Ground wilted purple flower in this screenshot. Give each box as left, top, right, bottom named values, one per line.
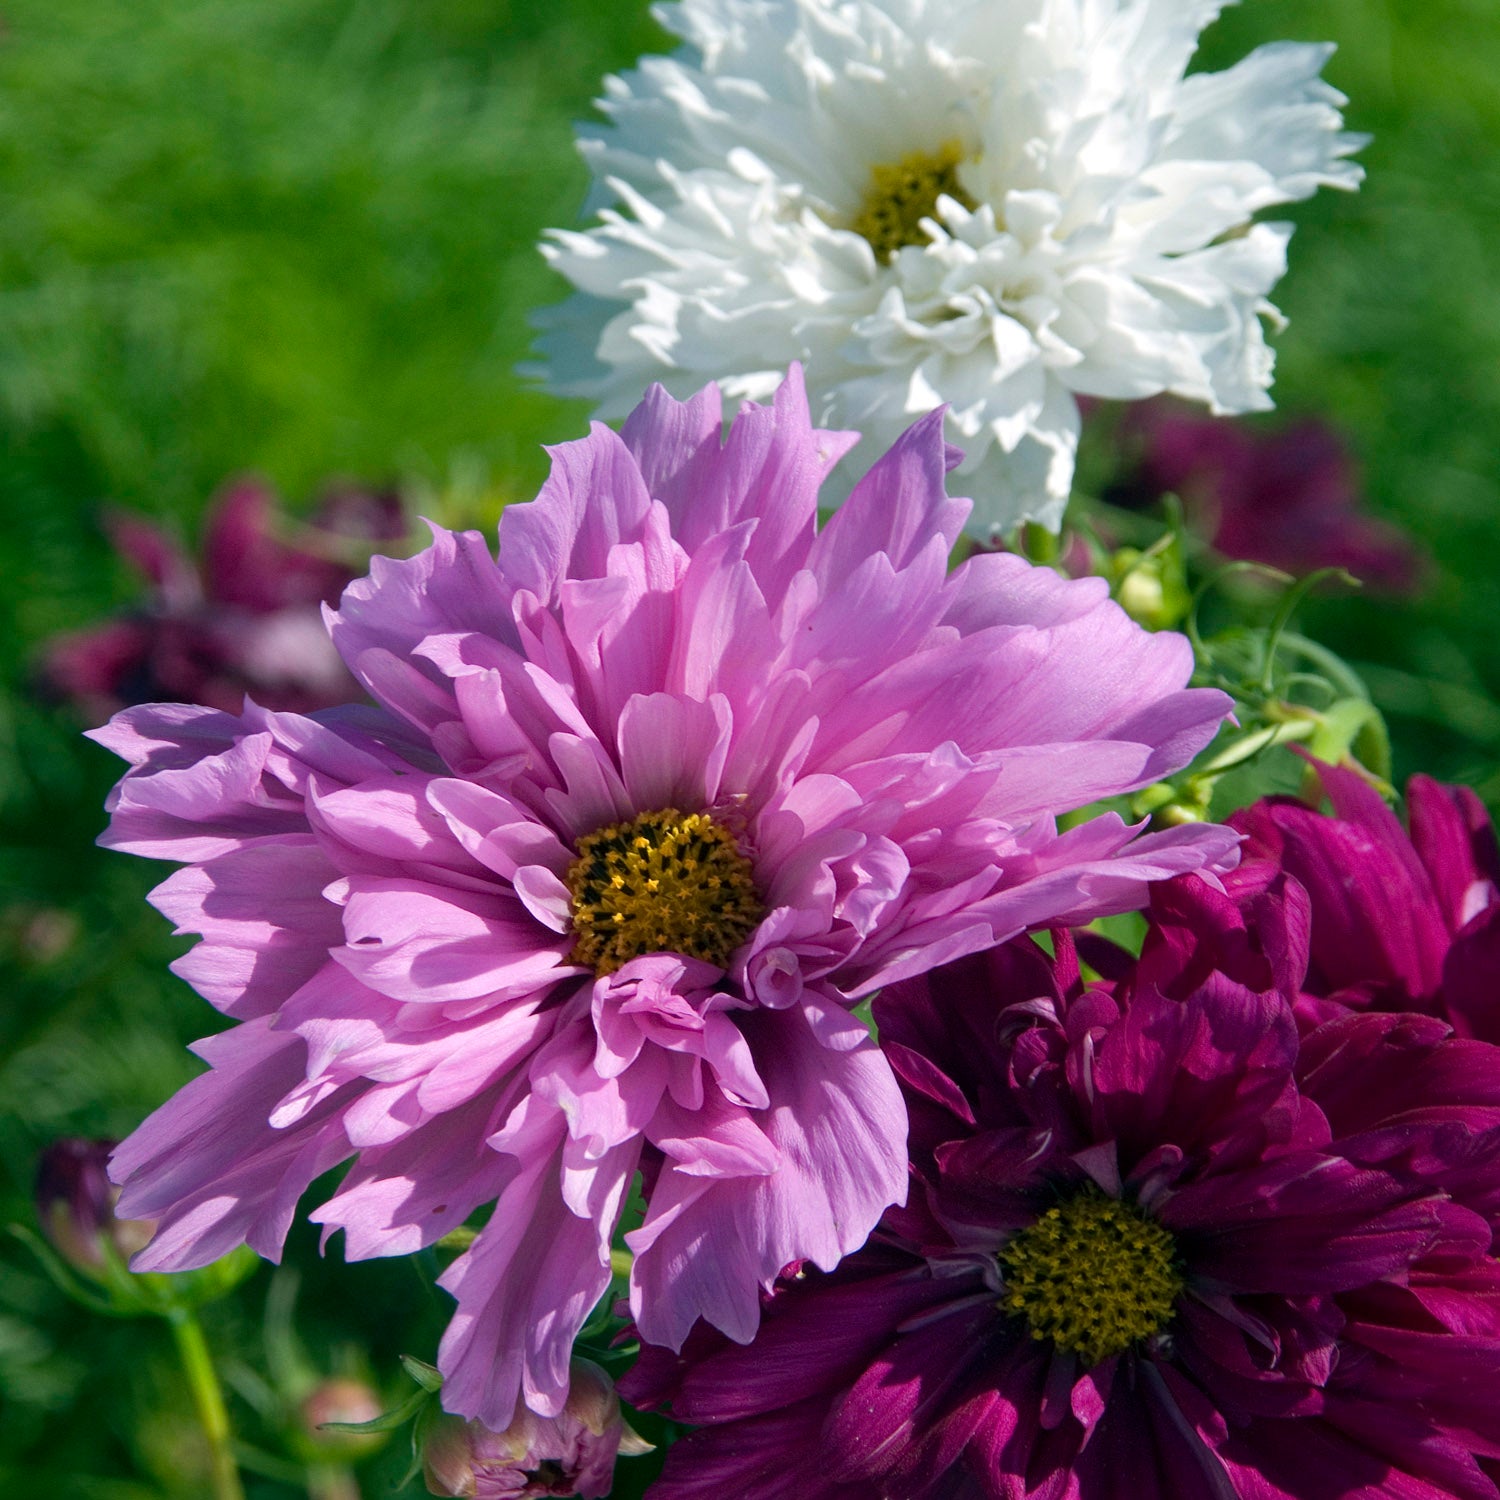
left=43, top=480, right=407, bottom=720
left=34, top=1137, right=155, bottom=1275
left=1220, top=762, right=1500, bottom=1038
left=629, top=923, right=1500, bottom=1498
left=93, top=368, right=1235, bottom=1427
left=1104, top=401, right=1422, bottom=589
left=422, top=1359, right=648, bottom=1499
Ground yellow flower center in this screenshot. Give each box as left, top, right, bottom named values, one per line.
left=851, top=141, right=977, bottom=260
left=996, top=1187, right=1183, bottom=1366
left=565, top=808, right=763, bottom=976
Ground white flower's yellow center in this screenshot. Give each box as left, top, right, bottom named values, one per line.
left=852, top=142, right=977, bottom=259
left=997, top=1188, right=1183, bottom=1366
left=565, top=809, right=763, bottom=975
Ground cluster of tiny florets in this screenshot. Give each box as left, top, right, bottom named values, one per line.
left=566, top=809, right=763, bottom=975
left=851, top=143, right=976, bottom=260
left=997, top=1188, right=1182, bottom=1366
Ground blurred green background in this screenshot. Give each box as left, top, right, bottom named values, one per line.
left=0, top=0, right=1496, bottom=1494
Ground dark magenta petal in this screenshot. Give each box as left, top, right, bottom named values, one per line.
left=1441, top=908, right=1500, bottom=1044
left=1213, top=1400, right=1499, bottom=1500
left=1296, top=1009, right=1500, bottom=1141
left=1091, top=978, right=1303, bottom=1174
left=877, top=939, right=1070, bottom=1103
left=1168, top=1158, right=1451, bottom=1294
left=632, top=1262, right=945, bottom=1425
left=1071, top=1362, right=1239, bottom=1500
left=646, top=1406, right=869, bottom=1500
left=824, top=1298, right=1005, bottom=1484
left=1407, top=776, right=1500, bottom=931
left=1141, top=864, right=1311, bottom=1006
left=1234, top=784, right=1449, bottom=1007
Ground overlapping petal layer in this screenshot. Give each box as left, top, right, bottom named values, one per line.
left=631, top=914, right=1500, bottom=1498
left=97, top=369, right=1234, bottom=1426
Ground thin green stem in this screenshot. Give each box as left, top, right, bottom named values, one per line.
left=307, top=1463, right=361, bottom=1500
left=169, top=1308, right=246, bottom=1500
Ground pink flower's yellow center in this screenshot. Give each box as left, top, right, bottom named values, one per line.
left=997, top=1188, right=1182, bottom=1366
left=566, top=808, right=763, bottom=976
left=852, top=142, right=977, bottom=260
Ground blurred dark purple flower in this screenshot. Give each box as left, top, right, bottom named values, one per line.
left=421, top=1358, right=649, bottom=1499
left=1104, top=401, right=1422, bottom=590
left=42, top=479, right=407, bottom=721
left=627, top=921, right=1500, bottom=1498
left=35, top=1137, right=155, bottom=1275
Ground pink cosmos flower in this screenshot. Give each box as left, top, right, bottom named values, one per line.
left=631, top=926, right=1500, bottom=1498
left=93, top=368, right=1235, bottom=1427
left=42, top=480, right=408, bottom=721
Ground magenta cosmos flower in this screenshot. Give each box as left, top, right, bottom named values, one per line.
left=94, top=368, right=1235, bottom=1427
left=631, top=923, right=1500, bottom=1499
left=1227, top=763, right=1500, bottom=1038
left=1138, top=761, right=1500, bottom=1041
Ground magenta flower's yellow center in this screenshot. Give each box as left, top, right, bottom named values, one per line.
left=852, top=142, right=977, bottom=259
left=997, top=1188, right=1182, bottom=1366
left=566, top=808, right=763, bottom=976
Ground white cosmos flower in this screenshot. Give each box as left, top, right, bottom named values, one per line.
left=536, top=0, right=1365, bottom=533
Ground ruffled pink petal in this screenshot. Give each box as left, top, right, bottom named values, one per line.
left=87, top=700, right=240, bottom=767
left=310, top=1089, right=519, bottom=1258
left=151, top=837, right=343, bottom=1019
left=439, top=1094, right=637, bottom=1425
left=328, top=525, right=514, bottom=726
left=331, top=876, right=572, bottom=1004
left=111, top=1019, right=353, bottom=1270
left=809, top=407, right=969, bottom=590
left=620, top=365, right=859, bottom=604
left=497, top=422, right=655, bottom=602
left=616, top=691, right=733, bottom=813
left=307, top=773, right=488, bottom=880
left=425, top=779, right=572, bottom=880
left=97, top=730, right=298, bottom=860
left=629, top=1004, right=906, bottom=1350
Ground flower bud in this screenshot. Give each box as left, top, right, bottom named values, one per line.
left=34, top=1137, right=155, bottom=1275
left=422, top=1358, right=650, bottom=1499
left=1108, top=546, right=1190, bottom=632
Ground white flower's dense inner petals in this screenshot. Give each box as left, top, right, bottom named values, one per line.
left=539, top=0, right=1364, bottom=529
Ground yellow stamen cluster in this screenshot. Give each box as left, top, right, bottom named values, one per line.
left=997, top=1187, right=1183, bottom=1366
left=565, top=808, right=763, bottom=976
left=852, top=142, right=977, bottom=260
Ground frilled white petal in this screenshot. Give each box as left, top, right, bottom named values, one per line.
left=537, top=0, right=1364, bottom=532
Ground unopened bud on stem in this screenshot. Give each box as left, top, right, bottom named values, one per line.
left=34, top=1138, right=154, bottom=1275
left=422, top=1358, right=650, bottom=1499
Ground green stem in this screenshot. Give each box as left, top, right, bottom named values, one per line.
left=169, top=1308, right=246, bottom=1500
left=307, top=1463, right=361, bottom=1500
